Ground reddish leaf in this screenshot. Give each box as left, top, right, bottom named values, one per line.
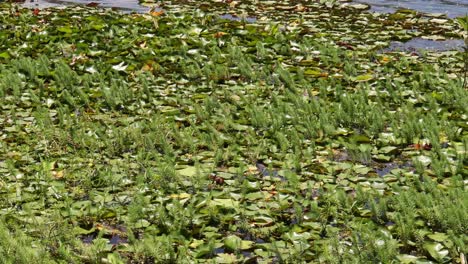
left=423, top=143, right=432, bottom=150
left=86, top=2, right=99, bottom=7
left=410, top=143, right=432, bottom=150
left=209, top=174, right=225, bottom=185
left=213, top=32, right=227, bottom=38
left=337, top=41, right=355, bottom=50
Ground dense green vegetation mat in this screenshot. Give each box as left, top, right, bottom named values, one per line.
left=0, top=1, right=467, bottom=263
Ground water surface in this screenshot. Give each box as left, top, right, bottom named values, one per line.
left=355, top=0, right=468, bottom=18
left=22, top=0, right=149, bottom=13
left=22, top=0, right=468, bottom=18
left=383, top=38, right=465, bottom=52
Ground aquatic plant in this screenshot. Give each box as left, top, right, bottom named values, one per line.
left=0, top=1, right=466, bottom=263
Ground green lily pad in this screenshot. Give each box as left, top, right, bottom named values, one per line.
left=354, top=74, right=374, bottom=82
left=224, top=235, right=254, bottom=251
left=177, top=166, right=198, bottom=177
left=423, top=242, right=449, bottom=261
left=396, top=254, right=420, bottom=264
left=211, top=199, right=239, bottom=209
left=215, top=253, right=238, bottom=263
left=57, top=26, right=73, bottom=34
left=427, top=232, right=449, bottom=242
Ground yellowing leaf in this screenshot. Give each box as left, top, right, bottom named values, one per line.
left=52, top=170, right=64, bottom=179
left=354, top=74, right=374, bottom=82
left=214, top=32, right=227, bottom=38
left=304, top=68, right=323, bottom=77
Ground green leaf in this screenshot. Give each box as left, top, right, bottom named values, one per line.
left=0, top=52, right=10, bottom=59
left=344, top=3, right=370, bottom=10
left=73, top=226, right=96, bottom=235
left=194, top=244, right=213, bottom=258
left=354, top=74, right=374, bottom=82
left=396, top=254, right=419, bottom=264
left=177, top=166, right=197, bottom=177
left=57, top=26, right=73, bottom=34
left=423, top=242, right=449, bottom=261
left=379, top=146, right=398, bottom=154
left=215, top=253, right=238, bottom=263
left=211, top=199, right=239, bottom=209
left=427, top=232, right=449, bottom=242
left=224, top=235, right=253, bottom=251
left=245, top=191, right=264, bottom=201
left=304, top=68, right=323, bottom=77
left=283, top=231, right=311, bottom=241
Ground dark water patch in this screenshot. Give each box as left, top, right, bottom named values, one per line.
left=375, top=161, right=413, bottom=177
left=109, top=234, right=128, bottom=245
left=213, top=247, right=225, bottom=254
left=219, top=13, right=257, bottom=23
left=81, top=234, right=95, bottom=244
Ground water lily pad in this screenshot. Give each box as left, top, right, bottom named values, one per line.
left=423, top=242, right=449, bottom=261
left=215, top=253, right=238, bottom=263
left=224, top=235, right=254, bottom=251
left=427, top=232, right=449, bottom=242
left=177, top=166, right=198, bottom=177
left=379, top=146, right=399, bottom=154
left=396, top=254, right=420, bottom=263
left=341, top=3, right=370, bottom=10
left=211, top=199, right=239, bottom=209
left=353, top=74, right=374, bottom=82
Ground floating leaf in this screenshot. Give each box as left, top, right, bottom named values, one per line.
left=57, top=26, right=73, bottom=34
left=341, top=3, right=370, bottom=10
left=304, top=68, right=323, bottom=77
left=354, top=74, right=374, bottom=82
left=224, top=235, right=253, bottom=251
left=427, top=232, right=449, bottom=242
left=423, top=242, right=449, bottom=261
left=177, top=166, right=197, bottom=177
left=0, top=52, right=10, bottom=59
left=215, top=253, right=238, bottom=263
left=211, top=199, right=239, bottom=209
left=396, top=254, right=420, bottom=264
left=379, top=146, right=399, bottom=154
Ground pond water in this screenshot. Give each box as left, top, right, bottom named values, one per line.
left=383, top=38, right=466, bottom=52
left=22, top=0, right=149, bottom=13
left=357, top=0, right=468, bottom=18
left=20, top=0, right=468, bottom=18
